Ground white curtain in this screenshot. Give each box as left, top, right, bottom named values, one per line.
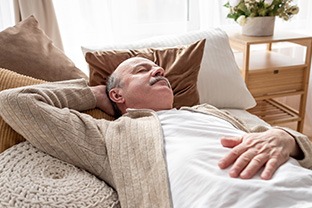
left=53, top=0, right=188, bottom=72
left=0, top=0, right=311, bottom=133
left=0, top=0, right=15, bottom=29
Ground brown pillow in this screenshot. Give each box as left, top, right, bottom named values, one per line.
left=0, top=15, right=87, bottom=82
left=0, top=68, right=113, bottom=153
left=85, top=39, right=206, bottom=108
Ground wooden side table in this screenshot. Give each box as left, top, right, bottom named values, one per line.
left=227, top=31, right=312, bottom=132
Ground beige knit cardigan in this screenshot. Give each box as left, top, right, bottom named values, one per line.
left=1, top=79, right=312, bottom=208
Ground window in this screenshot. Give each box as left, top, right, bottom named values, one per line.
left=0, top=0, right=15, bottom=29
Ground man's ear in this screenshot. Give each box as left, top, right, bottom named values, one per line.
left=109, top=88, right=125, bottom=104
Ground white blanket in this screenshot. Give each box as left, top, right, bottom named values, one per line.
left=158, top=109, right=312, bottom=208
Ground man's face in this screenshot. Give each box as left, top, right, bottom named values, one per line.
left=111, top=57, right=174, bottom=112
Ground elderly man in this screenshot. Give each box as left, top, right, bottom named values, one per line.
left=1, top=57, right=312, bottom=208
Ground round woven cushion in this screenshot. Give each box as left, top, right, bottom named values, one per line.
left=0, top=141, right=120, bottom=208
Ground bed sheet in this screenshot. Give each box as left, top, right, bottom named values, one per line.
left=164, top=109, right=312, bottom=208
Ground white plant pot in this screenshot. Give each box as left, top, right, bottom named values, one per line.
left=242, top=16, right=275, bottom=36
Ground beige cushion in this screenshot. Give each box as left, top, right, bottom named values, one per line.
left=0, top=68, right=113, bottom=153
left=85, top=39, right=206, bottom=108
left=0, top=15, right=87, bottom=82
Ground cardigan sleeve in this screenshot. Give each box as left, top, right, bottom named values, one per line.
left=278, top=127, right=312, bottom=170
left=0, top=79, right=115, bottom=187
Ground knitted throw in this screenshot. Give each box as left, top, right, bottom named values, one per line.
left=0, top=141, right=120, bottom=208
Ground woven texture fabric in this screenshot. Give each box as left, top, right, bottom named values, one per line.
left=0, top=141, right=120, bottom=208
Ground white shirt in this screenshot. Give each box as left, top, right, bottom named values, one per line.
left=157, top=109, right=312, bottom=208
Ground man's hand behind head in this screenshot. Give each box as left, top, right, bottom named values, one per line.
left=90, top=85, right=115, bottom=117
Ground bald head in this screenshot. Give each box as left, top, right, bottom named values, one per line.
left=114, top=57, right=155, bottom=78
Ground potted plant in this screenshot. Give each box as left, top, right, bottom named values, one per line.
left=224, top=0, right=299, bottom=36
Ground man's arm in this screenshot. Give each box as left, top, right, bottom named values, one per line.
left=0, top=79, right=114, bottom=186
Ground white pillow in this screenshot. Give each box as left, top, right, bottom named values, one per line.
left=82, top=28, right=256, bottom=109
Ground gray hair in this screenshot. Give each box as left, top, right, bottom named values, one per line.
left=106, top=74, right=122, bottom=118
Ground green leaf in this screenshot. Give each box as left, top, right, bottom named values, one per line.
left=224, top=2, right=230, bottom=8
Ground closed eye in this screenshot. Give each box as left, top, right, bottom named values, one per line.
left=137, top=67, right=149, bottom=73
left=132, top=62, right=154, bottom=74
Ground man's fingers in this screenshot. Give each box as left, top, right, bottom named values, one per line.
left=260, top=158, right=281, bottom=180
left=218, top=144, right=246, bottom=169
left=239, top=154, right=268, bottom=179
left=220, top=136, right=243, bottom=148
left=228, top=150, right=259, bottom=178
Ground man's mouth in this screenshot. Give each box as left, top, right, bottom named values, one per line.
left=150, top=76, right=171, bottom=89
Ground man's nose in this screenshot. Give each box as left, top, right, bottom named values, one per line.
left=151, top=67, right=165, bottom=77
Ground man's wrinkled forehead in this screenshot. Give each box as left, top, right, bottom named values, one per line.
left=115, top=57, right=155, bottom=75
